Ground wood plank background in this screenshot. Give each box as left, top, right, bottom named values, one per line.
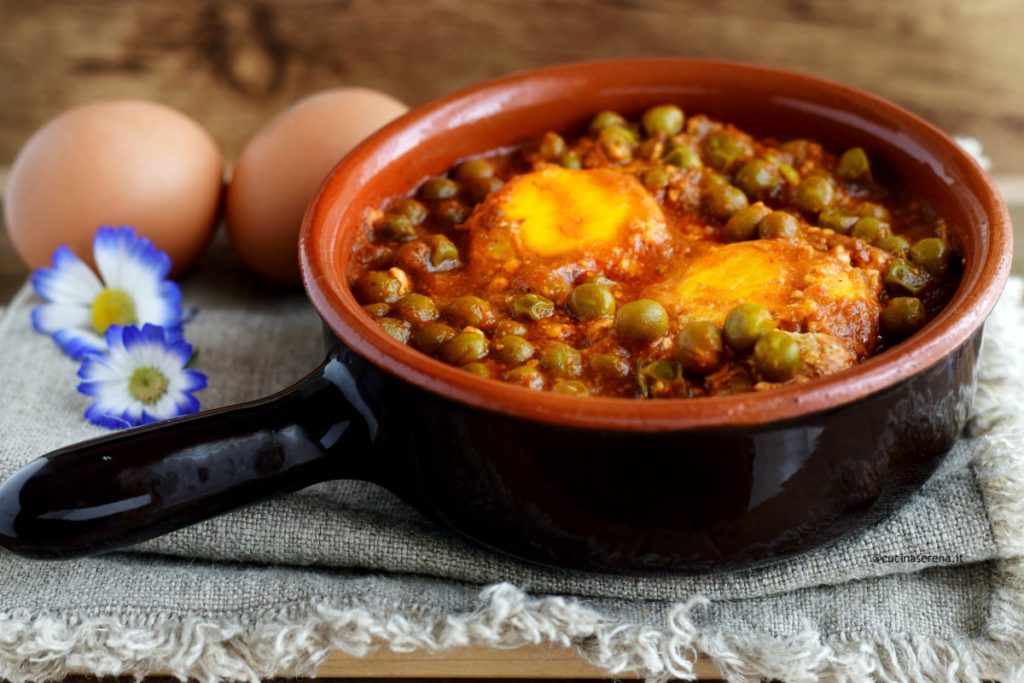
left=2, top=0, right=1024, bottom=171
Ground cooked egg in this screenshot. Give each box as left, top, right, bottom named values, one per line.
left=4, top=100, right=223, bottom=276
left=648, top=240, right=883, bottom=356
left=227, top=88, right=408, bottom=284
left=466, top=166, right=668, bottom=277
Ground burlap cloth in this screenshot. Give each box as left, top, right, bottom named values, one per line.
left=1, top=240, right=1022, bottom=682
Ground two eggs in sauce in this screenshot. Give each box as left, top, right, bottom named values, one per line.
left=4, top=89, right=408, bottom=283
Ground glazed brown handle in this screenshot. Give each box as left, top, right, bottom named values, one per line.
left=0, top=355, right=374, bottom=559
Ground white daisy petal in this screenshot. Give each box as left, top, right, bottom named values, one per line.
left=32, top=303, right=91, bottom=334
left=94, top=226, right=171, bottom=291
left=31, top=247, right=103, bottom=305
left=53, top=328, right=106, bottom=360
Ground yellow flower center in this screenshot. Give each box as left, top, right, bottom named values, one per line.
left=128, top=366, right=169, bottom=405
left=91, top=289, right=137, bottom=335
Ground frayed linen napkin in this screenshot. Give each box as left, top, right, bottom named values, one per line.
left=1, top=240, right=1022, bottom=683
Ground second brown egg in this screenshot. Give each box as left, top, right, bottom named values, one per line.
left=226, top=88, right=408, bottom=284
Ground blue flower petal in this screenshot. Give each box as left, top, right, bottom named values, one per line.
left=53, top=328, right=105, bottom=360
left=31, top=246, right=102, bottom=305
left=84, top=403, right=132, bottom=430
left=182, top=369, right=208, bottom=393
left=166, top=339, right=194, bottom=367
left=140, top=323, right=166, bottom=345
left=94, top=226, right=172, bottom=287
left=121, top=325, right=146, bottom=351
left=175, top=393, right=201, bottom=416
left=104, top=325, right=127, bottom=353
left=77, top=380, right=102, bottom=397
left=158, top=281, right=183, bottom=325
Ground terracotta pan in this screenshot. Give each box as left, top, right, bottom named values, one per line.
left=0, top=59, right=1012, bottom=573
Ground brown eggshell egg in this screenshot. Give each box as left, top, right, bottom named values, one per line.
left=4, top=100, right=223, bottom=277
left=226, top=88, right=408, bottom=284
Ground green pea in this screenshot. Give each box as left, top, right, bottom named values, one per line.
left=599, top=125, right=636, bottom=161
left=494, top=334, right=535, bottom=365
left=493, top=319, right=528, bottom=337
left=419, top=177, right=459, bottom=201
left=883, top=258, right=930, bottom=296
left=568, top=283, right=616, bottom=319
left=818, top=207, right=858, bottom=234
left=389, top=198, right=428, bottom=225
left=723, top=204, right=772, bottom=242
left=589, top=110, right=628, bottom=132
left=851, top=216, right=892, bottom=244
left=723, top=303, right=776, bottom=353
left=880, top=297, right=926, bottom=340
left=466, top=176, right=504, bottom=203
left=837, top=147, right=871, bottom=181
left=877, top=235, right=911, bottom=256
left=512, top=293, right=555, bottom=321
left=559, top=151, right=582, bottom=169
left=394, top=293, right=438, bottom=325
left=663, top=145, right=702, bottom=169
left=362, top=303, right=390, bottom=318
left=460, top=362, right=491, bottom=378
left=552, top=379, right=590, bottom=396
left=734, top=159, right=781, bottom=197
left=758, top=211, right=799, bottom=239
left=793, top=176, right=835, bottom=213
left=447, top=295, right=496, bottom=329
left=753, top=331, right=800, bottom=382
left=539, top=342, right=583, bottom=378
left=538, top=131, right=567, bottom=160
left=354, top=271, right=405, bottom=304
left=675, top=321, right=725, bottom=375
left=377, top=317, right=411, bottom=344
left=502, top=365, right=545, bottom=390
left=435, top=199, right=471, bottom=226
left=374, top=214, right=417, bottom=242
left=781, top=139, right=815, bottom=163
left=590, top=352, right=630, bottom=378
left=642, top=104, right=685, bottom=137
left=705, top=184, right=749, bottom=220
left=412, top=322, right=455, bottom=354
left=614, top=299, right=670, bottom=345
left=426, top=234, right=460, bottom=268
left=704, top=130, right=752, bottom=171
left=642, top=166, right=671, bottom=190
left=909, top=237, right=954, bottom=277
left=856, top=202, right=891, bottom=221
left=437, top=332, right=489, bottom=365
left=453, top=158, right=496, bottom=184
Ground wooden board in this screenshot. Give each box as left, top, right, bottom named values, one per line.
left=2, top=0, right=1024, bottom=172
left=310, top=644, right=719, bottom=679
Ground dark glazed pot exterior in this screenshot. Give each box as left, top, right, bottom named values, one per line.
left=0, top=59, right=1012, bottom=572
left=336, top=329, right=981, bottom=573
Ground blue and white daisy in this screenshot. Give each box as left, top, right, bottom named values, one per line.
left=31, top=226, right=182, bottom=359
left=77, top=324, right=207, bottom=429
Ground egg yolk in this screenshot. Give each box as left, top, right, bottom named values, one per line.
left=648, top=240, right=883, bottom=355
left=466, top=166, right=668, bottom=271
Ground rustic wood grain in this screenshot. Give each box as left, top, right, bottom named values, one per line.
left=1, top=0, right=1024, bottom=172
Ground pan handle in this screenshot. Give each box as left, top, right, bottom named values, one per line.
left=0, top=353, right=375, bottom=559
